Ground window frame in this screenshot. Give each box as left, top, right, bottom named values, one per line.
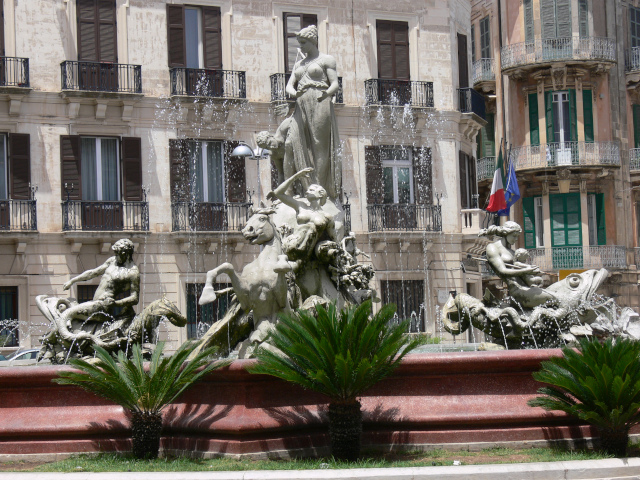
left=184, top=6, right=205, bottom=69
left=479, top=16, right=491, bottom=59
left=283, top=12, right=318, bottom=74
left=381, top=147, right=414, bottom=204
left=187, top=140, right=226, bottom=203
left=80, top=136, right=121, bottom=202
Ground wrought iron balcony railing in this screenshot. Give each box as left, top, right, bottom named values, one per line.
left=364, top=79, right=434, bottom=108
left=501, top=37, right=616, bottom=71
left=61, top=61, right=141, bottom=93
left=270, top=73, right=343, bottom=104
left=472, top=58, right=495, bottom=85
left=630, top=148, right=640, bottom=171
left=342, top=203, right=351, bottom=234
left=458, top=87, right=486, bottom=119
left=626, top=47, right=640, bottom=73
left=0, top=199, right=37, bottom=231
left=510, top=141, right=620, bottom=171
left=171, top=201, right=251, bottom=232
left=62, top=200, right=149, bottom=231
left=527, top=246, right=626, bottom=271
left=635, top=248, right=640, bottom=268
left=170, top=68, right=246, bottom=99
left=477, top=156, right=496, bottom=181
left=367, top=204, right=442, bottom=232
left=0, top=57, right=29, bottom=88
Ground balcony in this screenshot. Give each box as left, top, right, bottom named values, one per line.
left=527, top=246, right=626, bottom=271
left=0, top=57, right=29, bottom=88
left=61, top=61, right=141, bottom=94
left=510, top=141, right=620, bottom=171
left=170, top=68, right=246, bottom=99
left=0, top=199, right=37, bottom=231
left=477, top=156, right=496, bottom=182
left=62, top=200, right=149, bottom=232
left=458, top=87, right=486, bottom=120
left=501, top=37, right=616, bottom=75
left=171, top=202, right=251, bottom=232
left=626, top=47, right=640, bottom=74
left=364, top=79, right=433, bottom=108
left=472, top=58, right=495, bottom=88
left=270, top=73, right=343, bottom=104
left=630, top=149, right=640, bottom=172
left=635, top=248, right=640, bottom=268
left=367, top=204, right=442, bottom=232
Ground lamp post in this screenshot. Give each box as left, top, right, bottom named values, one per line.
left=230, top=142, right=271, bottom=202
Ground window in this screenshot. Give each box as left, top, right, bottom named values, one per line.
left=186, top=283, right=231, bottom=339
left=0, top=287, right=18, bottom=347
left=380, top=280, right=424, bottom=328
left=632, top=7, right=640, bottom=48
left=541, top=0, right=572, bottom=39
left=283, top=13, right=317, bottom=73
left=187, top=140, right=225, bottom=203
left=457, top=33, right=468, bottom=89
left=544, top=90, right=577, bottom=164
left=552, top=92, right=571, bottom=144
left=77, top=0, right=117, bottom=62
left=523, top=196, right=544, bottom=248
left=376, top=20, right=410, bottom=80
left=550, top=193, right=581, bottom=247
left=459, top=152, right=477, bottom=209
left=77, top=285, right=98, bottom=303
left=587, top=193, right=605, bottom=246
left=0, top=134, right=30, bottom=202
left=81, top=137, right=119, bottom=202
left=479, top=16, right=491, bottom=59
left=167, top=5, right=221, bottom=69
left=382, top=147, right=413, bottom=205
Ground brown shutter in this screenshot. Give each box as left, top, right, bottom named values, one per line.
left=365, top=145, right=383, bottom=205
left=169, top=139, right=188, bottom=201
left=469, top=156, right=477, bottom=201
left=77, top=0, right=98, bottom=61
left=459, top=151, right=468, bottom=209
left=457, top=33, right=469, bottom=89
left=0, top=1, right=5, bottom=57
left=97, top=0, right=117, bottom=62
left=224, top=141, right=246, bottom=203
left=60, top=136, right=82, bottom=200
left=121, top=137, right=142, bottom=201
left=393, top=22, right=410, bottom=80
left=413, top=147, right=432, bottom=205
left=202, top=7, right=222, bottom=69
left=377, top=20, right=409, bottom=80
left=9, top=134, right=30, bottom=200
left=167, top=5, right=186, bottom=68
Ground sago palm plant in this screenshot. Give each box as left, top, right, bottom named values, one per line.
left=528, top=337, right=640, bottom=456
left=54, top=342, right=225, bottom=459
left=247, top=300, right=422, bottom=461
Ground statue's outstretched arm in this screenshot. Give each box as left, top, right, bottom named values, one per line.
left=63, top=260, right=110, bottom=290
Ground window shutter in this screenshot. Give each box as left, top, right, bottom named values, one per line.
left=569, top=89, right=578, bottom=142
left=121, top=137, right=142, bottom=201
left=524, top=0, right=534, bottom=44
left=8, top=134, right=30, bottom=200
left=97, top=0, right=117, bottom=62
left=169, top=139, right=188, bottom=202
left=224, top=141, right=246, bottom=203
left=0, top=0, right=5, bottom=57
left=412, top=147, right=432, bottom=205
left=457, top=33, right=469, bottom=88
left=578, top=0, right=589, bottom=38
left=480, top=17, right=490, bottom=59
left=377, top=20, right=409, bottom=80
left=483, top=113, right=496, bottom=155
left=544, top=91, right=554, bottom=145
left=394, top=22, right=410, bottom=80
left=522, top=196, right=537, bottom=249
left=634, top=105, right=640, bottom=148
left=167, top=5, right=186, bottom=68
left=556, top=0, right=572, bottom=37
left=595, top=192, right=606, bottom=245
left=470, top=24, right=475, bottom=63
left=377, top=20, right=393, bottom=78
left=469, top=156, right=477, bottom=200
left=60, top=135, right=82, bottom=200
left=528, top=94, right=539, bottom=146
left=459, top=151, right=469, bottom=209
left=583, top=89, right=594, bottom=143
left=202, top=7, right=222, bottom=70
left=541, top=0, right=557, bottom=38
left=365, top=145, right=383, bottom=205
left=77, top=0, right=98, bottom=61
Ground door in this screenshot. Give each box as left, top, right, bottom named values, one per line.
left=550, top=193, right=583, bottom=268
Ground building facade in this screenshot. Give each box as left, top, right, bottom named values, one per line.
left=0, top=0, right=486, bottom=354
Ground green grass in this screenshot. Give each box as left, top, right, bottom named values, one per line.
left=0, top=447, right=617, bottom=473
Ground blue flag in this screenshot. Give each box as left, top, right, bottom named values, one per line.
left=497, top=160, right=520, bottom=216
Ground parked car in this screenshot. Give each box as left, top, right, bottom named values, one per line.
left=0, top=349, right=40, bottom=365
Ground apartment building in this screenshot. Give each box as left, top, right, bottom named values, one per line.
left=0, top=0, right=485, bottom=353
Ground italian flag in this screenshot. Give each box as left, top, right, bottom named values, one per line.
left=486, top=147, right=506, bottom=212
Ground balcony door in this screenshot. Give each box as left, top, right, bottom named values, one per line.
left=77, top=0, right=118, bottom=91
left=550, top=193, right=583, bottom=269
left=376, top=20, right=410, bottom=104
left=382, top=147, right=415, bottom=229
left=188, top=140, right=226, bottom=230
left=545, top=90, right=578, bottom=165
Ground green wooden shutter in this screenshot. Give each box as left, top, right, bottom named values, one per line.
left=583, top=89, right=594, bottom=143
left=578, top=0, right=589, bottom=38
left=633, top=105, right=640, bottom=148
left=545, top=91, right=554, bottom=144
left=569, top=89, right=577, bottom=142
left=529, top=93, right=539, bottom=146
left=524, top=0, right=534, bottom=44
left=480, top=113, right=495, bottom=156
left=550, top=193, right=582, bottom=247
left=522, top=196, right=537, bottom=249
left=595, top=192, right=606, bottom=245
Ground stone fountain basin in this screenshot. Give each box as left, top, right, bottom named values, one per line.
left=0, top=349, right=629, bottom=458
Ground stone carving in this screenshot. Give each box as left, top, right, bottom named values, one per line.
left=443, top=222, right=640, bottom=348
left=36, top=239, right=187, bottom=363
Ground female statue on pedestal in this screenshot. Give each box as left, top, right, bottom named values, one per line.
left=285, top=25, right=342, bottom=200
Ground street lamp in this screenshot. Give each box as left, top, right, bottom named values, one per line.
left=231, top=142, right=271, bottom=201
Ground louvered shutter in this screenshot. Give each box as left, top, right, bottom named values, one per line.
left=595, top=193, right=606, bottom=245
left=633, top=105, right=640, bottom=148
left=545, top=91, right=554, bottom=144
left=224, top=141, right=246, bottom=203
left=541, top=0, right=556, bottom=38
left=0, top=0, right=5, bottom=57
left=482, top=113, right=496, bottom=156
left=365, top=146, right=383, bottom=205
left=470, top=25, right=476, bottom=63
left=480, top=17, right=490, bottom=59
left=169, top=139, right=188, bottom=201
left=8, top=134, right=30, bottom=200
left=583, top=89, right=594, bottom=143
left=377, top=20, right=409, bottom=80
left=121, top=137, right=142, bottom=201
left=458, top=33, right=469, bottom=88
left=394, top=22, right=410, bottom=80
left=377, top=20, right=393, bottom=78
left=412, top=147, right=432, bottom=205
left=459, top=152, right=469, bottom=209
left=167, top=5, right=186, bottom=68
left=524, top=0, right=534, bottom=44
left=469, top=156, right=477, bottom=201
left=529, top=93, right=539, bottom=146
left=97, top=0, right=117, bottom=62
left=556, top=0, right=572, bottom=37
left=203, top=7, right=222, bottom=69
left=569, top=89, right=577, bottom=142
left=578, top=0, right=589, bottom=38
left=77, top=0, right=98, bottom=61
left=522, top=197, right=537, bottom=249
left=60, top=136, right=82, bottom=200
